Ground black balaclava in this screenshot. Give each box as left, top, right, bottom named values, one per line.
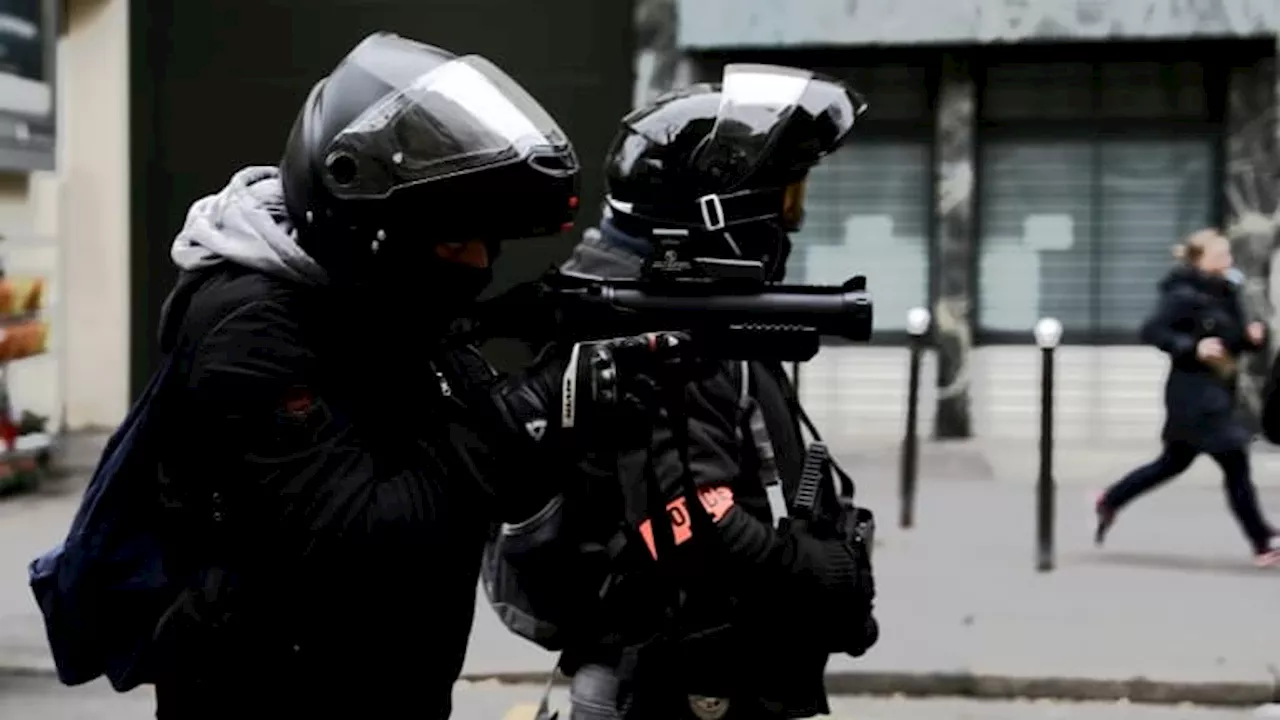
left=306, top=227, right=502, bottom=414
left=370, top=240, right=499, bottom=317
left=306, top=220, right=499, bottom=332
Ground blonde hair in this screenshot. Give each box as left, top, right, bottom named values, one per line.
left=1172, top=228, right=1227, bottom=264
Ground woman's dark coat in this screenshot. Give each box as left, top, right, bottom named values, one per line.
left=1142, top=266, right=1259, bottom=453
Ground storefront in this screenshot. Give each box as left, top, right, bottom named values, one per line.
left=975, top=49, right=1220, bottom=343
left=698, top=45, right=1226, bottom=342
left=655, top=0, right=1280, bottom=443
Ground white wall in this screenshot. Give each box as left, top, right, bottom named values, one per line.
left=793, top=344, right=1280, bottom=489
left=677, top=0, right=1280, bottom=49
left=800, top=344, right=1167, bottom=444
left=0, top=0, right=130, bottom=432
left=56, top=0, right=130, bottom=429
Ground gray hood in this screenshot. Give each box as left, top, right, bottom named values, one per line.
left=171, top=166, right=328, bottom=286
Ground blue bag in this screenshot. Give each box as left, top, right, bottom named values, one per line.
left=28, top=354, right=178, bottom=690
left=28, top=277, right=201, bottom=691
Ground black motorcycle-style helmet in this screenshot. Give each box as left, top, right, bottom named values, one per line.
left=603, top=64, right=865, bottom=277
left=280, top=32, right=580, bottom=275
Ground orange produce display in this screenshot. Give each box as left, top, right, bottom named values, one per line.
left=0, top=321, right=48, bottom=361
left=0, top=277, right=43, bottom=317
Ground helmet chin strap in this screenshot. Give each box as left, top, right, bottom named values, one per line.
left=722, top=231, right=744, bottom=258
left=722, top=224, right=790, bottom=281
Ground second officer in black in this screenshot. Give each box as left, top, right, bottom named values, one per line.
left=484, top=64, right=880, bottom=720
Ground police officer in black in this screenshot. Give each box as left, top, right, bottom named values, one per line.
left=485, top=64, right=880, bottom=720
left=147, top=32, right=625, bottom=718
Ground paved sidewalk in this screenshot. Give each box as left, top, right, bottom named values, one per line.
left=3, top=440, right=1279, bottom=705
left=460, top=477, right=1280, bottom=705
left=824, top=436, right=1280, bottom=489
left=0, top=675, right=1263, bottom=720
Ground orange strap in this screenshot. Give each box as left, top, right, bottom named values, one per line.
left=637, top=485, right=735, bottom=560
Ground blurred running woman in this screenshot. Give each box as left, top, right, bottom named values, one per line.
left=1095, top=228, right=1279, bottom=567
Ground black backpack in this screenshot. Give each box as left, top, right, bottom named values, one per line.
left=28, top=273, right=215, bottom=691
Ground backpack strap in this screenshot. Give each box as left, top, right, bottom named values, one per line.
left=152, top=270, right=241, bottom=562
left=779, top=364, right=856, bottom=503
left=733, top=361, right=788, bottom=527
left=141, top=271, right=216, bottom=467
left=157, top=271, right=212, bottom=356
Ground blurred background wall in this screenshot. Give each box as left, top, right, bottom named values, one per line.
left=4, top=0, right=1280, bottom=485
left=655, top=0, right=1280, bottom=460
left=127, top=0, right=636, bottom=395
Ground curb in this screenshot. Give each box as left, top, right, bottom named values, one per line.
left=454, top=670, right=1279, bottom=708
left=819, top=671, right=1278, bottom=707
left=0, top=666, right=51, bottom=678
left=5, top=663, right=1276, bottom=708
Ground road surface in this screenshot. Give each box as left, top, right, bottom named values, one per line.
left=0, top=675, right=1265, bottom=720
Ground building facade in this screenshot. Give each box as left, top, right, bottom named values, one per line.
left=0, top=0, right=635, bottom=431
left=14, top=0, right=1280, bottom=458
left=636, top=0, right=1280, bottom=451
left=0, top=0, right=130, bottom=432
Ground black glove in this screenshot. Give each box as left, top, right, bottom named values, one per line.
left=847, top=614, right=880, bottom=658
left=838, top=505, right=879, bottom=657
left=487, top=332, right=701, bottom=521
left=488, top=342, right=575, bottom=521
left=568, top=331, right=702, bottom=443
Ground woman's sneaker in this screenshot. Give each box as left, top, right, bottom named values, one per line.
left=1255, top=537, right=1280, bottom=568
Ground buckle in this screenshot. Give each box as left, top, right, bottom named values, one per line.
left=697, top=194, right=726, bottom=231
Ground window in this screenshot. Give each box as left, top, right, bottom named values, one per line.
left=984, top=60, right=1208, bottom=121
left=977, top=58, right=1216, bottom=343
left=978, top=139, right=1214, bottom=339
left=1098, top=141, right=1215, bottom=331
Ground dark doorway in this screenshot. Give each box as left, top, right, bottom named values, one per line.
left=130, top=0, right=635, bottom=395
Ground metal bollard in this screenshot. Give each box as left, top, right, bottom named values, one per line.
left=1033, top=317, right=1063, bottom=572
left=900, top=307, right=931, bottom=529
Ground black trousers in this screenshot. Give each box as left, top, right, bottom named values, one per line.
left=1102, top=441, right=1274, bottom=554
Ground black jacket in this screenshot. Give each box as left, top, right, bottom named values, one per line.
left=151, top=266, right=501, bottom=718
left=550, top=226, right=874, bottom=717
left=1141, top=266, right=1259, bottom=453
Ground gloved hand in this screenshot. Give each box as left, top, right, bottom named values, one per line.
left=487, top=331, right=702, bottom=521
left=566, top=331, right=704, bottom=444
left=487, top=342, right=575, bottom=522
left=847, top=614, right=880, bottom=658
left=839, top=506, right=879, bottom=657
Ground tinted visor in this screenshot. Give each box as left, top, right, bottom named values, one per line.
left=324, top=54, right=576, bottom=200
left=692, top=64, right=865, bottom=190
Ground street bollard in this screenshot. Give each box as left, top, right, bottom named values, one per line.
left=1033, top=317, right=1063, bottom=573
left=791, top=361, right=802, bottom=396
left=899, top=307, right=931, bottom=529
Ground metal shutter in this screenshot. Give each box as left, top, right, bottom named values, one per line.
left=1097, top=140, right=1214, bottom=332
left=978, top=138, right=1213, bottom=338
left=979, top=140, right=1094, bottom=334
